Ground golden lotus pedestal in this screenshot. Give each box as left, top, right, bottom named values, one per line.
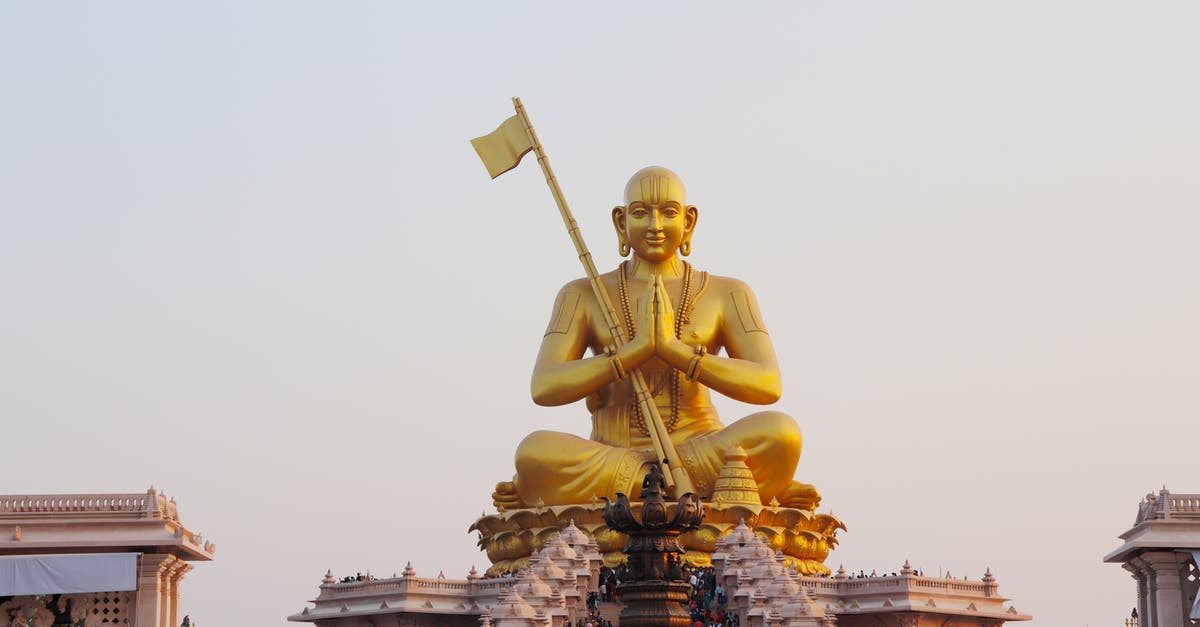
left=469, top=500, right=844, bottom=577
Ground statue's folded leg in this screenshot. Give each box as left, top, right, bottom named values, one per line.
left=510, top=430, right=654, bottom=507
left=675, top=410, right=818, bottom=508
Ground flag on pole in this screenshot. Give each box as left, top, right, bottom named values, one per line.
left=470, top=114, right=534, bottom=179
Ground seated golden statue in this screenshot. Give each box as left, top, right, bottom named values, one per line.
left=493, top=166, right=819, bottom=512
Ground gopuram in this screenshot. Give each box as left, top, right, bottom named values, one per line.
left=288, top=99, right=1031, bottom=627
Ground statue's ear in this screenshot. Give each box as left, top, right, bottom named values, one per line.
left=612, top=206, right=631, bottom=257
left=612, top=205, right=627, bottom=232
left=684, top=205, right=698, bottom=233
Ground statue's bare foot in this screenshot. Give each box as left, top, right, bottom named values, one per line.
left=492, top=481, right=527, bottom=510
left=778, top=480, right=821, bottom=511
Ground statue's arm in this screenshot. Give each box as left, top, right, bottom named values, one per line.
left=530, top=281, right=653, bottom=406
left=659, top=278, right=782, bottom=404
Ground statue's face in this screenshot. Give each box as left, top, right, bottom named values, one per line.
left=614, top=166, right=697, bottom=262
left=622, top=198, right=689, bottom=262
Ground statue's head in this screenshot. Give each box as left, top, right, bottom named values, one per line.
left=612, top=166, right=698, bottom=262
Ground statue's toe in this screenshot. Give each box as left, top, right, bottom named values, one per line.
left=779, top=481, right=822, bottom=510
left=492, top=481, right=527, bottom=510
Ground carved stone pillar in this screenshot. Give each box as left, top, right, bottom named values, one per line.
left=1142, top=552, right=1184, bottom=627
left=159, top=555, right=181, bottom=627
left=136, top=554, right=171, bottom=627
left=168, top=561, right=192, bottom=627
left=1124, top=560, right=1150, bottom=625
left=1131, top=555, right=1158, bottom=627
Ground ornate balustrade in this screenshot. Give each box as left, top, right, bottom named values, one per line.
left=317, top=575, right=515, bottom=601
left=0, top=489, right=183, bottom=523
left=1135, top=489, right=1200, bottom=524
left=796, top=573, right=995, bottom=597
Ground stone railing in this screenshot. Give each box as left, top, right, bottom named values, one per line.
left=1136, top=489, right=1200, bottom=524
left=797, top=574, right=996, bottom=598
left=0, top=490, right=180, bottom=522
left=317, top=575, right=515, bottom=601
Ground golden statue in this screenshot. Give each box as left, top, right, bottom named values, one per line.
left=491, top=166, right=819, bottom=512
left=471, top=100, right=842, bottom=575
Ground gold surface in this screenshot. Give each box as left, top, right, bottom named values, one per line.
left=492, top=166, right=820, bottom=512
left=470, top=114, right=533, bottom=179
left=470, top=502, right=845, bottom=577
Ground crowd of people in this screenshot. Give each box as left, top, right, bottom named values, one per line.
left=681, top=565, right=738, bottom=626
left=565, top=564, right=739, bottom=627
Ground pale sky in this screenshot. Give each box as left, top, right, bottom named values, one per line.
left=2, top=3, right=1198, bottom=626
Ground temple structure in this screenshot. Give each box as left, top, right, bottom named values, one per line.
left=288, top=135, right=1033, bottom=625
left=1105, top=487, right=1200, bottom=626
left=289, top=521, right=1029, bottom=626
left=0, top=488, right=214, bottom=627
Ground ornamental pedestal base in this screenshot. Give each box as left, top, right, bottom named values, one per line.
left=618, top=581, right=694, bottom=627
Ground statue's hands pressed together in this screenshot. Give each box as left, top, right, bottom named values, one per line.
left=621, top=277, right=659, bottom=370
left=627, top=275, right=689, bottom=369
left=651, top=275, right=694, bottom=368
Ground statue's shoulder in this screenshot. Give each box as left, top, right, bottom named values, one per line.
left=699, top=273, right=757, bottom=297
left=559, top=276, right=593, bottom=291
left=703, top=274, right=770, bottom=334
left=555, top=276, right=598, bottom=301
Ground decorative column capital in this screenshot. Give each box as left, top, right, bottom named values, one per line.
left=1140, top=551, right=1182, bottom=572
left=164, top=558, right=189, bottom=581
left=139, top=554, right=175, bottom=577
left=1140, top=551, right=1184, bottom=592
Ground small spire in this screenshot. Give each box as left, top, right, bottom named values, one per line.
left=322, top=569, right=335, bottom=584
left=403, top=562, right=415, bottom=577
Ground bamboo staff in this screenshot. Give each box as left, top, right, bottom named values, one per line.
left=511, top=97, right=696, bottom=496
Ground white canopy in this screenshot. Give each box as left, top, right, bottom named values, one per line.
left=0, top=553, right=137, bottom=595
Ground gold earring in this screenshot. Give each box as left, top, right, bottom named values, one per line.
left=619, top=240, right=631, bottom=257
left=680, top=240, right=691, bottom=256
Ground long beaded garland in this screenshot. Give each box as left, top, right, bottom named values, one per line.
left=617, top=260, right=696, bottom=435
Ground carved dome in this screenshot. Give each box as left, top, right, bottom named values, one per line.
left=723, top=520, right=756, bottom=549
left=557, top=520, right=590, bottom=550
left=511, top=569, right=554, bottom=602
left=531, top=550, right=567, bottom=582
left=492, top=589, right=537, bottom=619
left=540, top=535, right=578, bottom=563
left=710, top=447, right=761, bottom=506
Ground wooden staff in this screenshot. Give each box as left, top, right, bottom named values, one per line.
left=511, top=97, right=696, bottom=496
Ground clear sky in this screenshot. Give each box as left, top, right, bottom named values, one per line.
left=2, top=2, right=1198, bottom=626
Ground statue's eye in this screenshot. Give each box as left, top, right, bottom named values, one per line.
left=631, top=209, right=648, bottom=218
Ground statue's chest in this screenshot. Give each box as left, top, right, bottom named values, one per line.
left=590, top=291, right=722, bottom=348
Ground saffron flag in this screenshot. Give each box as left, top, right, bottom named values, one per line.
left=471, top=114, right=534, bottom=178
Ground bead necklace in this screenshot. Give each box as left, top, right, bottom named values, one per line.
left=617, top=260, right=695, bottom=436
